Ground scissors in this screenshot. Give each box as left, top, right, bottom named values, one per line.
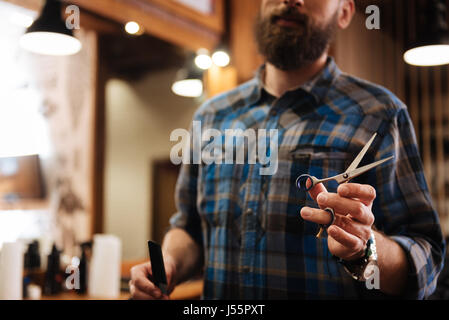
left=295, top=132, right=394, bottom=238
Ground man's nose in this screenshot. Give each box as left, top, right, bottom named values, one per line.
left=283, top=0, right=304, bottom=7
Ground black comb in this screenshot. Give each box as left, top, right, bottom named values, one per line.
left=148, top=241, right=168, bottom=295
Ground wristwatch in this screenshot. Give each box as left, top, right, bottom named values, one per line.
left=336, top=230, right=378, bottom=282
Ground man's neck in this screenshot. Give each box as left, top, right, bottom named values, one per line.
left=264, top=53, right=328, bottom=98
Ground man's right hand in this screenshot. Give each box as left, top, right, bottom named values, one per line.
left=129, top=255, right=177, bottom=300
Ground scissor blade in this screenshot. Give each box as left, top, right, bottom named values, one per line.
left=345, top=133, right=378, bottom=173
left=347, top=156, right=394, bottom=181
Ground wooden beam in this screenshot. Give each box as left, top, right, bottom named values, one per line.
left=147, top=0, right=224, bottom=34
left=91, top=34, right=106, bottom=235
left=74, top=10, right=122, bottom=35
left=229, top=0, right=264, bottom=83
left=64, top=0, right=221, bottom=51
left=6, top=0, right=222, bottom=49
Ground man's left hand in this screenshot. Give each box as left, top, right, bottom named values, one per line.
left=300, top=183, right=376, bottom=261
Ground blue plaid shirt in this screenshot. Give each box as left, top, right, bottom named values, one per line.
left=170, top=57, right=445, bottom=299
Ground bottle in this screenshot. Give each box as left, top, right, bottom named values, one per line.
left=77, top=242, right=90, bottom=294
left=44, top=244, right=62, bottom=295
left=24, top=240, right=41, bottom=270
left=23, top=240, right=43, bottom=298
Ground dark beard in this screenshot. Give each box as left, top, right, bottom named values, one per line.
left=254, top=7, right=338, bottom=71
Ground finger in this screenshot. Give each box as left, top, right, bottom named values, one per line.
left=307, top=181, right=328, bottom=204
left=333, top=215, right=371, bottom=243
left=316, top=193, right=374, bottom=225
left=337, top=183, right=376, bottom=206
left=130, top=283, right=150, bottom=300
left=131, top=284, right=159, bottom=300
left=301, top=208, right=371, bottom=243
left=164, top=258, right=177, bottom=294
left=130, top=263, right=163, bottom=296
left=133, top=277, right=163, bottom=298
left=327, top=225, right=366, bottom=253
left=130, top=263, right=151, bottom=280
left=300, top=207, right=334, bottom=225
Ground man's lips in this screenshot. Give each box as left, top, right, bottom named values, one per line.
left=273, top=16, right=303, bottom=28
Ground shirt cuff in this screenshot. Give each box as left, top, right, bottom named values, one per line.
left=391, top=235, right=439, bottom=299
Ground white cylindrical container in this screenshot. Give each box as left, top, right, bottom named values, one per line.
left=0, top=242, right=24, bottom=300
left=27, top=284, right=42, bottom=300
left=88, top=234, right=122, bottom=299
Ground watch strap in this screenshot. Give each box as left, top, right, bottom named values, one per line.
left=335, top=230, right=377, bottom=281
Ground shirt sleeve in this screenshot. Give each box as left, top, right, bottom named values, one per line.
left=168, top=121, right=204, bottom=248
left=372, top=106, right=446, bottom=299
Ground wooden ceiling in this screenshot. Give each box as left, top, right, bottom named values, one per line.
left=99, top=33, right=187, bottom=81
left=4, top=0, right=269, bottom=82
left=4, top=0, right=225, bottom=79
left=5, top=0, right=224, bottom=51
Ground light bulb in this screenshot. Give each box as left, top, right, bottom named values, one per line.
left=195, top=49, right=212, bottom=70
left=125, top=21, right=140, bottom=35
left=212, top=51, right=230, bottom=67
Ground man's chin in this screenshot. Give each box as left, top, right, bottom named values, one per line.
left=267, top=55, right=316, bottom=71
left=269, top=61, right=305, bottom=71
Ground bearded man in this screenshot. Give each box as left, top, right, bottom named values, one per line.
left=130, top=0, right=445, bottom=299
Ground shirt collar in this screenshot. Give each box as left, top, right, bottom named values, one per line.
left=253, top=56, right=341, bottom=104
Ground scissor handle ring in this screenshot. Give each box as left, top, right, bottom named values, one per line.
left=296, top=174, right=314, bottom=191
left=322, top=208, right=335, bottom=229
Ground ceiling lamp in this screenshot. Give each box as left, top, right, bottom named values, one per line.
left=404, top=0, right=449, bottom=66
left=20, top=0, right=82, bottom=56
left=172, top=56, right=204, bottom=98
left=171, top=68, right=203, bottom=98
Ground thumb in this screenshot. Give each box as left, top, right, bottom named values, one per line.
left=164, top=256, right=177, bottom=293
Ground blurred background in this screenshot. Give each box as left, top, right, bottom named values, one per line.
left=0, top=0, right=448, bottom=299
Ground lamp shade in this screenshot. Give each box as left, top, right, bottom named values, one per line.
left=20, top=0, right=81, bottom=56
left=171, top=61, right=204, bottom=98
left=404, top=0, right=449, bottom=66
